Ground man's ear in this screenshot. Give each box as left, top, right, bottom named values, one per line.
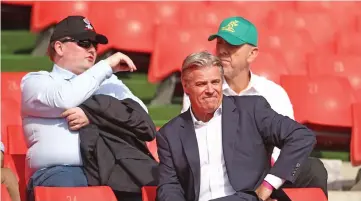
left=247, top=46, right=259, bottom=63
left=53, top=41, right=65, bottom=56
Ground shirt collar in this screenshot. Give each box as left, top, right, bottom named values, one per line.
left=190, top=103, right=222, bottom=127
left=51, top=64, right=77, bottom=80
left=222, top=71, right=260, bottom=95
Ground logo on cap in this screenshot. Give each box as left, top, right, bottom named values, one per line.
left=83, top=18, right=94, bottom=30
left=221, top=20, right=239, bottom=33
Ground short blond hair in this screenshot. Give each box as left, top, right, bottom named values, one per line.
left=181, top=51, right=224, bottom=83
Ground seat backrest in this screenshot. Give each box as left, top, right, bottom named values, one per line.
left=34, top=186, right=117, bottom=201
left=1, top=184, right=12, bottom=201
left=308, top=54, right=361, bottom=91
left=142, top=186, right=157, bottom=201
left=251, top=52, right=289, bottom=84
left=31, top=1, right=90, bottom=32
left=280, top=75, right=357, bottom=127
left=283, top=188, right=327, bottom=201
left=351, top=102, right=361, bottom=166
left=336, top=32, right=361, bottom=55
left=1, top=72, right=27, bottom=103
left=148, top=25, right=215, bottom=83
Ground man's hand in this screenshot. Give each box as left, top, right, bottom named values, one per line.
left=105, top=52, right=137, bottom=73
left=255, top=184, right=277, bottom=201
left=61, top=107, right=89, bottom=131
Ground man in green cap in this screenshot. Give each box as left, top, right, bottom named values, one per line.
left=181, top=16, right=328, bottom=200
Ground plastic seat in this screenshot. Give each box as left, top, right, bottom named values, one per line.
left=1, top=99, right=22, bottom=154
left=34, top=186, right=117, bottom=201
left=280, top=75, right=357, bottom=127
left=146, top=139, right=159, bottom=162
left=89, top=2, right=155, bottom=54
left=1, top=184, right=12, bottom=201
left=351, top=103, right=361, bottom=166
left=148, top=25, right=215, bottom=83
left=251, top=52, right=289, bottom=84
left=1, top=72, right=27, bottom=102
left=31, top=1, right=90, bottom=33
left=259, top=29, right=318, bottom=54
left=142, top=186, right=157, bottom=201
left=336, top=32, right=361, bottom=55
left=283, top=188, right=327, bottom=201
left=308, top=54, right=361, bottom=91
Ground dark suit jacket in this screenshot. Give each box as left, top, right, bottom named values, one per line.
left=156, top=96, right=316, bottom=201
left=79, top=95, right=158, bottom=193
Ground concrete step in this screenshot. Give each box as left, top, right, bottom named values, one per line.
left=329, top=191, right=361, bottom=201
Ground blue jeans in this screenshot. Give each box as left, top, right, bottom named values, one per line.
left=27, top=166, right=88, bottom=201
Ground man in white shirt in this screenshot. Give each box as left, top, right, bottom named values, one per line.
left=182, top=16, right=328, bottom=198
left=21, top=16, right=147, bottom=201
left=157, top=51, right=316, bottom=201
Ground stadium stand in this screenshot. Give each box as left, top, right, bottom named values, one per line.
left=1, top=1, right=361, bottom=200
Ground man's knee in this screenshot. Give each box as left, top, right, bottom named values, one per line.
left=34, top=166, right=88, bottom=187
left=308, top=157, right=328, bottom=181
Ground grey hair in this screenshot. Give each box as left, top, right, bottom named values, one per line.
left=181, top=51, right=224, bottom=82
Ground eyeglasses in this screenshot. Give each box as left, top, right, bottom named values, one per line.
left=59, top=38, right=98, bottom=50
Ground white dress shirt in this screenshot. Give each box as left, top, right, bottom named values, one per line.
left=190, top=106, right=236, bottom=201
left=182, top=73, right=294, bottom=189
left=21, top=60, right=148, bottom=172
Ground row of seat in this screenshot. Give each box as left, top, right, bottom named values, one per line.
left=3, top=1, right=361, bottom=84
left=0, top=185, right=327, bottom=201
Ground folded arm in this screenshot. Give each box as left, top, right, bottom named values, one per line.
left=21, top=60, right=113, bottom=118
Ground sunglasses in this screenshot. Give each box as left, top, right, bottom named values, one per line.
left=59, top=38, right=98, bottom=50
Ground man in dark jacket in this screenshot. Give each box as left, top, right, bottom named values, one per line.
left=79, top=94, right=158, bottom=201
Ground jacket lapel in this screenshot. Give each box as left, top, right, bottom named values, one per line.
left=179, top=110, right=201, bottom=201
left=222, top=96, right=239, bottom=168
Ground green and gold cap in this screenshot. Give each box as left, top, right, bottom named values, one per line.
left=208, top=16, right=258, bottom=46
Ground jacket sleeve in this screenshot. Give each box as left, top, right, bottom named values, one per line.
left=80, top=95, right=156, bottom=141
left=253, top=96, right=316, bottom=183
left=156, top=131, right=186, bottom=201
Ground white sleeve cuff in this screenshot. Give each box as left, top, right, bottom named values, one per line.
left=264, top=174, right=285, bottom=190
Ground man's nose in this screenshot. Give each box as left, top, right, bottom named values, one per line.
left=205, top=83, right=215, bottom=94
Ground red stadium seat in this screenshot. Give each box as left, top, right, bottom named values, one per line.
left=148, top=25, right=215, bottom=83
left=152, top=2, right=183, bottom=25
left=251, top=52, right=289, bottom=84
left=1, top=99, right=22, bottom=153
left=283, top=188, right=327, bottom=201
left=280, top=75, right=357, bottom=127
left=1, top=72, right=27, bottom=102
left=146, top=139, right=159, bottom=162
left=142, top=186, right=157, bottom=201
left=258, top=29, right=317, bottom=55
left=34, top=186, right=117, bottom=201
left=308, top=54, right=361, bottom=91
left=6, top=125, right=28, bottom=201
left=1, top=184, right=12, bottom=201
left=336, top=32, right=361, bottom=55
left=351, top=103, right=361, bottom=166
left=31, top=1, right=90, bottom=33
left=3, top=154, right=20, bottom=182
left=89, top=2, right=155, bottom=54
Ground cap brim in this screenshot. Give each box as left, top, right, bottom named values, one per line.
left=73, top=31, right=108, bottom=44
left=208, top=32, right=247, bottom=46
left=95, top=34, right=108, bottom=44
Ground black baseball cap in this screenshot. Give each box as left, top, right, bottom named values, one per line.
left=50, top=15, right=108, bottom=44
